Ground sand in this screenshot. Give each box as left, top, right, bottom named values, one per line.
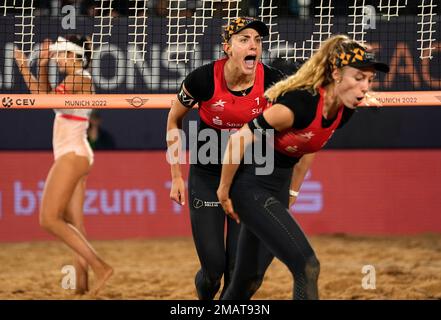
left=0, top=234, right=440, bottom=300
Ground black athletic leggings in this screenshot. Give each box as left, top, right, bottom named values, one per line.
left=189, top=164, right=273, bottom=300
left=222, top=164, right=320, bottom=300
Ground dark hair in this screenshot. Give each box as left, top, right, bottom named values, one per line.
left=65, top=34, right=92, bottom=68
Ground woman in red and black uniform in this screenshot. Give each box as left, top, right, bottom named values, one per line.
left=14, top=35, right=113, bottom=295
left=217, top=35, right=389, bottom=299
left=167, top=17, right=313, bottom=299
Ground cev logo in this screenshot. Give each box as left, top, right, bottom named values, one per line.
left=2, top=97, right=13, bottom=108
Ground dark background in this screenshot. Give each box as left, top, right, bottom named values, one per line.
left=0, top=4, right=440, bottom=150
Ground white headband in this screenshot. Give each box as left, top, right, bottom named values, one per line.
left=49, top=36, right=85, bottom=57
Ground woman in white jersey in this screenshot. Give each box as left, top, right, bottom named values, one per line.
left=14, top=35, right=113, bottom=295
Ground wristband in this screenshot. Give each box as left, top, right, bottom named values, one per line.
left=289, top=190, right=299, bottom=197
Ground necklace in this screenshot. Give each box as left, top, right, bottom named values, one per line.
left=240, top=87, right=251, bottom=96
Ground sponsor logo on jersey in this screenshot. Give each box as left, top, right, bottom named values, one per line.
left=210, top=99, right=226, bottom=112
left=212, top=116, right=223, bottom=126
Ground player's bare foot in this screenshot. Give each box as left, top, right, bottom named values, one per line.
left=90, top=264, right=113, bottom=296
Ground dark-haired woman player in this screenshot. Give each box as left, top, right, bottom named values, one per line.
left=14, top=35, right=113, bottom=295
left=166, top=17, right=314, bottom=299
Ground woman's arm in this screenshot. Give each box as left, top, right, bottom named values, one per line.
left=14, top=49, right=44, bottom=93
left=63, top=74, right=93, bottom=94
left=13, top=39, right=52, bottom=93
left=217, top=103, right=295, bottom=222
left=217, top=123, right=254, bottom=223
left=36, top=39, right=52, bottom=93
left=166, top=85, right=192, bottom=205
left=289, top=153, right=316, bottom=207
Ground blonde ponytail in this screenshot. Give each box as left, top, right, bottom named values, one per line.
left=265, top=34, right=361, bottom=101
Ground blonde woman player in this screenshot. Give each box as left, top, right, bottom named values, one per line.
left=218, top=35, right=389, bottom=299
left=14, top=35, right=113, bottom=295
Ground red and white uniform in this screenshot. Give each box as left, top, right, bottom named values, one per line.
left=52, top=69, right=94, bottom=165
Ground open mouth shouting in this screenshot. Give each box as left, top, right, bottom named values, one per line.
left=244, top=55, right=257, bottom=70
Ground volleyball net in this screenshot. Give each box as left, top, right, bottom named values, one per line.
left=0, top=0, right=440, bottom=109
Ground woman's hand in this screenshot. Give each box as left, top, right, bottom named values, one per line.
left=13, top=47, right=28, bottom=72
left=217, top=185, right=240, bottom=224
left=289, top=195, right=297, bottom=208
left=39, top=38, right=53, bottom=64
left=170, top=176, right=186, bottom=206
left=14, top=39, right=53, bottom=72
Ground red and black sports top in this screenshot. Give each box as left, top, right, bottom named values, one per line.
left=274, top=87, right=345, bottom=157
left=254, top=88, right=355, bottom=167
left=182, top=57, right=286, bottom=170
left=197, top=57, right=267, bottom=130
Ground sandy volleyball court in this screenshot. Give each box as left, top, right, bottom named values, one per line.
left=0, top=234, right=440, bottom=300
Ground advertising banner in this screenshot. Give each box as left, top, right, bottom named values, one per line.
left=0, top=150, right=440, bottom=242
